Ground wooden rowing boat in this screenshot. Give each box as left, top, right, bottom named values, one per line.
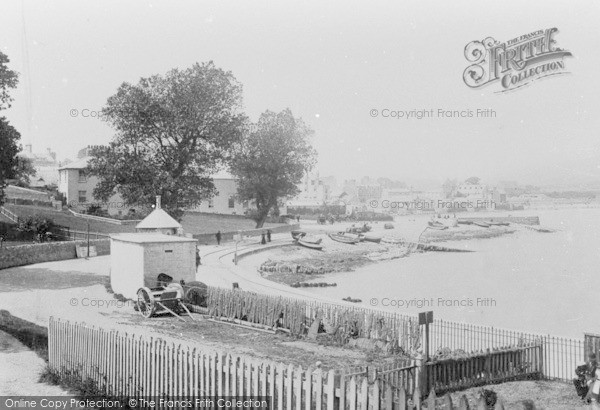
left=328, top=233, right=358, bottom=244
left=363, top=234, right=382, bottom=243
left=300, top=235, right=322, bottom=245
left=472, top=221, right=490, bottom=228
left=428, top=221, right=448, bottom=230
left=297, top=239, right=323, bottom=250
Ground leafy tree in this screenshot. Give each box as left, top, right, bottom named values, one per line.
left=465, top=176, right=481, bottom=185
left=0, top=52, right=21, bottom=204
left=12, top=156, right=36, bottom=187
left=0, top=118, right=22, bottom=203
left=0, top=51, right=19, bottom=110
left=88, top=62, right=247, bottom=220
left=230, top=109, right=317, bottom=228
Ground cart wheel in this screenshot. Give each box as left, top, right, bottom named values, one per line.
left=137, top=287, right=156, bottom=318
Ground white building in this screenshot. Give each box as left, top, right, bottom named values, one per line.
left=18, top=144, right=59, bottom=187
left=287, top=170, right=330, bottom=208
left=187, top=170, right=249, bottom=215
left=456, top=181, right=486, bottom=196
left=109, top=233, right=197, bottom=300
left=58, top=157, right=133, bottom=217
left=57, top=155, right=252, bottom=217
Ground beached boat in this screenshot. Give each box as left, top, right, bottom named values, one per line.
left=297, top=239, right=323, bottom=250
left=472, top=221, right=490, bottom=228
left=299, top=235, right=322, bottom=245
left=344, top=233, right=366, bottom=242
left=291, top=230, right=306, bottom=240
left=363, top=234, right=382, bottom=243
left=328, top=233, right=359, bottom=244
left=428, top=221, right=448, bottom=230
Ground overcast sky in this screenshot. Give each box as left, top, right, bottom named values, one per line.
left=1, top=0, right=599, bottom=187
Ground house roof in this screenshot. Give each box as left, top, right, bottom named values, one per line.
left=58, top=157, right=90, bottom=170
left=135, top=208, right=182, bottom=230
left=110, top=233, right=196, bottom=244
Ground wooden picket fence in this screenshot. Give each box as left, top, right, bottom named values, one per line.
left=49, top=317, right=543, bottom=409
left=206, top=287, right=420, bottom=353
left=49, top=317, right=423, bottom=408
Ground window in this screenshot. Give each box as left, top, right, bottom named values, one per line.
left=228, top=196, right=235, bottom=208
left=78, top=191, right=87, bottom=203
left=78, top=170, right=86, bottom=183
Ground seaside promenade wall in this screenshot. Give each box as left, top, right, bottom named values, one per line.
left=193, top=223, right=299, bottom=244
left=0, top=239, right=110, bottom=270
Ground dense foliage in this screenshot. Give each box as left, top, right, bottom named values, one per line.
left=88, top=62, right=248, bottom=220
left=230, top=109, right=316, bottom=228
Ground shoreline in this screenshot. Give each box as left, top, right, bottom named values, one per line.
left=250, top=223, right=516, bottom=287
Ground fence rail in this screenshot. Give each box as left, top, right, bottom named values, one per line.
left=53, top=227, right=110, bottom=241
left=427, top=319, right=584, bottom=382
left=425, top=344, right=543, bottom=394
left=0, top=206, right=20, bottom=224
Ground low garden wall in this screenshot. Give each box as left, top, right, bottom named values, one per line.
left=0, top=239, right=110, bottom=270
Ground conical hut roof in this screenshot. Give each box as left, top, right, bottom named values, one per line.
left=136, top=208, right=181, bottom=230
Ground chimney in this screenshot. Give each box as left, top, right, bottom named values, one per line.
left=156, top=195, right=162, bottom=209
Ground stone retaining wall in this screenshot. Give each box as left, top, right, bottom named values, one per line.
left=0, top=239, right=110, bottom=270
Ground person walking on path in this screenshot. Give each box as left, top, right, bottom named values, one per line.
left=261, top=231, right=267, bottom=245
left=196, top=248, right=201, bottom=267
left=266, top=229, right=272, bottom=242
left=216, top=230, right=222, bottom=245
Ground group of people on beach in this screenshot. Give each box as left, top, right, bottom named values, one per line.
left=574, top=353, right=600, bottom=406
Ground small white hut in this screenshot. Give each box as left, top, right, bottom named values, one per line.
left=110, top=196, right=197, bottom=299
left=110, top=233, right=197, bottom=299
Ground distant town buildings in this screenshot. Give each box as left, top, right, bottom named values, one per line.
left=18, top=144, right=59, bottom=187
left=286, top=170, right=330, bottom=208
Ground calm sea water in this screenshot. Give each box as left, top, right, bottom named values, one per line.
left=303, top=208, right=600, bottom=339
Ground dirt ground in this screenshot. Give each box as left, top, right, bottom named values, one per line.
left=448, top=380, right=588, bottom=410
left=117, top=310, right=409, bottom=371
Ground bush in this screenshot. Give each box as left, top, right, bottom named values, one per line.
left=16, top=215, right=60, bottom=242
